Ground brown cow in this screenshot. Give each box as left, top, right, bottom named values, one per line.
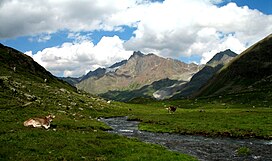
left=166, top=106, right=177, bottom=113
left=23, top=114, right=55, bottom=129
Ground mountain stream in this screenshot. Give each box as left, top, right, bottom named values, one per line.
left=100, top=116, right=272, bottom=161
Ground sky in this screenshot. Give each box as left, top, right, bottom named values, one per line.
left=0, top=0, right=272, bottom=77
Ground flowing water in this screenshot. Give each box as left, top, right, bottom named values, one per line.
left=100, top=116, right=272, bottom=161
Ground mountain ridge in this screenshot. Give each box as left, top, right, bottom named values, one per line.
left=169, top=49, right=237, bottom=99
left=0, top=43, right=79, bottom=110
left=74, top=49, right=238, bottom=101
left=195, top=34, right=272, bottom=104
left=0, top=43, right=54, bottom=80
left=76, top=51, right=200, bottom=96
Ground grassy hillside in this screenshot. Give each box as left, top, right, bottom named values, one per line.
left=196, top=34, right=272, bottom=104
left=0, top=44, right=195, bottom=160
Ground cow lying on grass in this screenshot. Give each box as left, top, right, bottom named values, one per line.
left=166, top=106, right=177, bottom=113
left=23, top=114, right=55, bottom=129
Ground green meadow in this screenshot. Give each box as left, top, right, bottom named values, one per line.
left=0, top=70, right=196, bottom=160
left=1, top=57, right=271, bottom=160
left=125, top=100, right=272, bottom=139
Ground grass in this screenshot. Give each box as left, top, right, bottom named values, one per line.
left=0, top=118, right=195, bottom=161
left=0, top=58, right=196, bottom=160
left=0, top=92, right=196, bottom=161
left=124, top=100, right=272, bottom=139
left=236, top=147, right=251, bottom=156
left=1, top=66, right=271, bottom=160
left=1, top=45, right=271, bottom=160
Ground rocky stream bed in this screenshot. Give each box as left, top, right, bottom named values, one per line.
left=100, top=116, right=272, bottom=161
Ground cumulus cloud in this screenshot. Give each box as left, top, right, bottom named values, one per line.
left=124, top=0, right=272, bottom=63
left=199, top=33, right=246, bottom=64
left=27, top=36, right=132, bottom=77
left=209, top=0, right=228, bottom=4
left=0, top=0, right=142, bottom=38
left=1, top=0, right=272, bottom=76
left=28, top=34, right=52, bottom=43
left=67, top=32, right=93, bottom=43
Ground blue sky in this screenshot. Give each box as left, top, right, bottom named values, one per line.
left=221, top=0, right=272, bottom=14
left=0, top=0, right=271, bottom=77
left=0, top=26, right=137, bottom=54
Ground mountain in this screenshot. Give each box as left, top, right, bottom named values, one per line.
left=80, top=60, right=128, bottom=82
left=206, top=49, right=237, bottom=66
left=195, top=34, right=272, bottom=105
left=0, top=43, right=55, bottom=81
left=60, top=59, right=127, bottom=87
left=0, top=43, right=117, bottom=111
left=100, top=78, right=180, bottom=102
left=109, top=59, right=128, bottom=69
left=59, top=76, right=83, bottom=86
left=76, top=51, right=200, bottom=98
left=0, top=43, right=77, bottom=108
left=169, top=49, right=237, bottom=99
left=81, top=68, right=107, bottom=81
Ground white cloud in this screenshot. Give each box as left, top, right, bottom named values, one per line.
left=200, top=34, right=246, bottom=64
left=27, top=36, right=132, bottom=77
left=37, top=34, right=51, bottom=42
left=208, top=0, right=228, bottom=4
left=124, top=0, right=272, bottom=62
left=0, top=0, right=141, bottom=38
left=24, top=51, right=33, bottom=57
left=28, top=34, right=52, bottom=43
left=2, top=0, right=272, bottom=76
left=67, top=32, right=93, bottom=43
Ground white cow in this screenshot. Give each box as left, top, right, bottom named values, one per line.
left=23, top=114, right=55, bottom=129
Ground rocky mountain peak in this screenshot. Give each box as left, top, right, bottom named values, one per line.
left=169, top=50, right=237, bottom=99
left=207, top=49, right=237, bottom=67
left=109, top=60, right=127, bottom=69
left=80, top=67, right=106, bottom=82
left=196, top=34, right=272, bottom=97
left=77, top=52, right=201, bottom=95
left=129, top=51, right=144, bottom=59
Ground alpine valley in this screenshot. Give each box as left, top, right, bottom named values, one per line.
left=1, top=34, right=272, bottom=161
left=62, top=34, right=272, bottom=105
